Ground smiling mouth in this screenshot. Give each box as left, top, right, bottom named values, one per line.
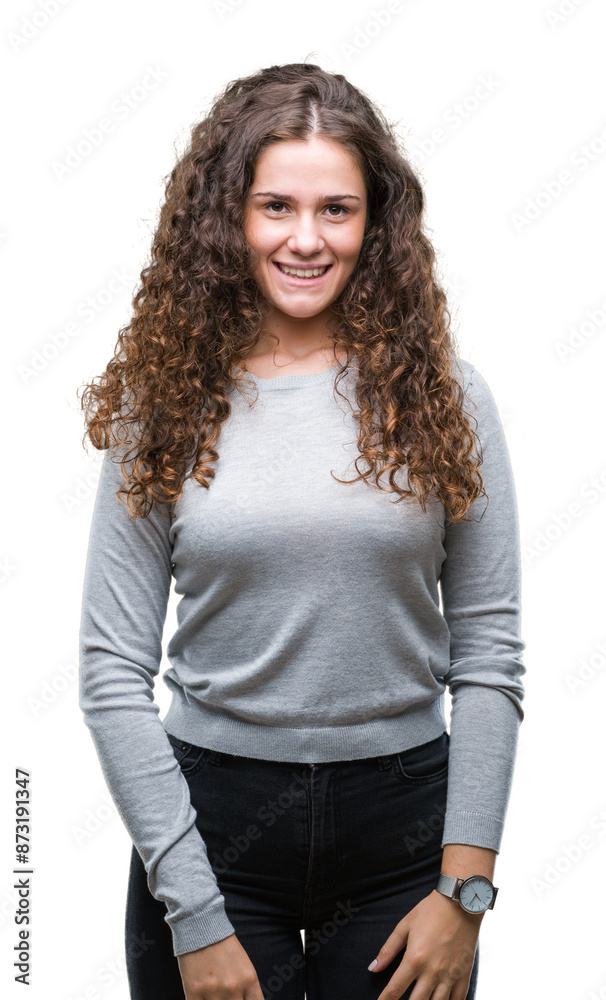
left=275, top=262, right=332, bottom=278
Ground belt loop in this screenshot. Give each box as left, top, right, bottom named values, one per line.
left=377, top=755, right=393, bottom=771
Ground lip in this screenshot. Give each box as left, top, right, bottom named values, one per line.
left=272, top=261, right=333, bottom=286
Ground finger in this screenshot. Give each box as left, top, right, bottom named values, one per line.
left=374, top=953, right=434, bottom=1000
left=448, top=941, right=476, bottom=998
left=449, top=974, right=473, bottom=1000
left=374, top=963, right=426, bottom=1000
left=367, top=920, right=410, bottom=972
left=407, top=975, right=452, bottom=1000
left=244, top=979, right=266, bottom=1000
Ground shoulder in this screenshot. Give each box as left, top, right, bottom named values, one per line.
left=451, top=356, right=498, bottom=413
left=450, top=357, right=508, bottom=454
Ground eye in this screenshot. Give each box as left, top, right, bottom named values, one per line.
left=263, top=202, right=350, bottom=218
left=265, top=201, right=287, bottom=214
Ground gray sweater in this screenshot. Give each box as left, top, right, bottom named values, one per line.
left=78, top=356, right=526, bottom=956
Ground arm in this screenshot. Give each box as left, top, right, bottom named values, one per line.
left=441, top=843, right=496, bottom=880
left=369, top=364, right=526, bottom=996
left=439, top=361, right=527, bottom=856
left=78, top=439, right=235, bottom=956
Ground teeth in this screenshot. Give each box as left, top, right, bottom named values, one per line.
left=278, top=263, right=329, bottom=277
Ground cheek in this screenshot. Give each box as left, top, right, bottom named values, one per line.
left=245, top=216, right=277, bottom=256
left=243, top=214, right=267, bottom=256
left=336, top=226, right=365, bottom=263
left=339, top=242, right=363, bottom=267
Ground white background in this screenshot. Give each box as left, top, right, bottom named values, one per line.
left=2, top=0, right=605, bottom=997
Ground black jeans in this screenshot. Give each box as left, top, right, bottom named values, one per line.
left=125, top=730, right=480, bottom=999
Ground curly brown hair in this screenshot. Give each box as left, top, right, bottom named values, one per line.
left=78, top=61, right=485, bottom=526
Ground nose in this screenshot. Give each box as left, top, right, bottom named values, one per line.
left=285, top=214, right=326, bottom=257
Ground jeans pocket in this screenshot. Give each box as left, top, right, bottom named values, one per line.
left=393, top=731, right=450, bottom=785
left=165, top=731, right=210, bottom=777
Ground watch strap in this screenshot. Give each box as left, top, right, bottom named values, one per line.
left=436, top=873, right=460, bottom=899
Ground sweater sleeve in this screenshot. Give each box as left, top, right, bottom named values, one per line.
left=78, top=439, right=236, bottom=956
left=439, top=363, right=526, bottom=853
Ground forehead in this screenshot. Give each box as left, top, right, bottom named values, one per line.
left=250, top=138, right=365, bottom=192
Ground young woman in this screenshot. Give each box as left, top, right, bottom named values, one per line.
left=78, top=62, right=526, bottom=1000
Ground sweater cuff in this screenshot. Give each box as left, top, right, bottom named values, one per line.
left=169, top=900, right=237, bottom=957
left=441, top=809, right=505, bottom=854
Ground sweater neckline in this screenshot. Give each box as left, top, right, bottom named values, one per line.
left=232, top=360, right=347, bottom=391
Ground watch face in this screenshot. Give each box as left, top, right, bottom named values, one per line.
left=458, top=876, right=493, bottom=913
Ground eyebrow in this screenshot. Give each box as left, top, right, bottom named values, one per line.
left=251, top=191, right=362, bottom=202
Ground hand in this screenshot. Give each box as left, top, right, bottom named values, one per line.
left=177, top=932, right=265, bottom=999
left=369, top=889, right=482, bottom=1000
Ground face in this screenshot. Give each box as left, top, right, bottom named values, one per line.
left=243, top=137, right=368, bottom=321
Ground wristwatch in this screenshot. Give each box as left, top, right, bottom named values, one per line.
left=436, top=873, right=498, bottom=913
